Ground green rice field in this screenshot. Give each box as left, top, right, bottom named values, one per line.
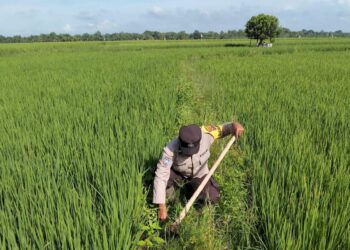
left=0, top=38, right=349, bottom=249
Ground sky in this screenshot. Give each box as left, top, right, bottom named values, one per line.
left=0, top=0, right=350, bottom=36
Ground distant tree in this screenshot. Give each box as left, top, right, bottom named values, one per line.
left=219, top=31, right=225, bottom=39
left=93, top=31, right=104, bottom=41
left=205, top=31, right=219, bottom=39
left=48, top=32, right=57, bottom=42
left=301, top=29, right=316, bottom=37
left=192, top=30, right=202, bottom=40
left=143, top=31, right=154, bottom=40
left=59, top=33, right=72, bottom=42
left=12, top=35, right=22, bottom=43
left=152, top=31, right=162, bottom=40
left=2, top=28, right=350, bottom=43
left=164, top=32, right=177, bottom=40
left=81, top=33, right=90, bottom=41
left=39, top=34, right=49, bottom=42
left=245, top=14, right=280, bottom=46
left=177, top=31, right=189, bottom=40
left=334, top=30, right=343, bottom=37
left=73, top=34, right=81, bottom=41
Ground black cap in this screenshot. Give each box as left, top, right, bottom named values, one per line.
left=178, top=124, right=202, bottom=155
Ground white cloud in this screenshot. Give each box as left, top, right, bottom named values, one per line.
left=1, top=0, right=350, bottom=35
left=99, top=19, right=115, bottom=29
left=149, top=6, right=166, bottom=17
left=63, top=24, right=72, bottom=32
left=85, top=19, right=117, bottom=31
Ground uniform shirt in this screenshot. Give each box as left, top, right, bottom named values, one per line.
left=153, top=124, right=228, bottom=204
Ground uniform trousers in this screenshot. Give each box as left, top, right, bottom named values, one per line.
left=166, top=168, right=220, bottom=203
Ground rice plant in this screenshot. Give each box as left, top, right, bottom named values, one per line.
left=0, top=38, right=349, bottom=249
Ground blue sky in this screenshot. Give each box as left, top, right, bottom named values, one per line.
left=1, top=0, right=350, bottom=36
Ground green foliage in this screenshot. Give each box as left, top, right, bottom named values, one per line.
left=245, top=14, right=280, bottom=45
left=192, top=30, right=202, bottom=40
left=194, top=40, right=350, bottom=249
left=0, top=38, right=349, bottom=249
left=0, top=42, right=180, bottom=249
left=137, top=204, right=165, bottom=248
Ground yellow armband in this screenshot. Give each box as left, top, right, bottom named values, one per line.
left=201, top=125, right=224, bottom=140
left=201, top=122, right=234, bottom=140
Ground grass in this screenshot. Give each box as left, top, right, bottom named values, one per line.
left=191, top=41, right=350, bottom=249
left=0, top=38, right=349, bottom=249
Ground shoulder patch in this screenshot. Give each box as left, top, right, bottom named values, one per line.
left=161, top=155, right=173, bottom=168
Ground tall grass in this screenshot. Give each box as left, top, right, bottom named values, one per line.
left=0, top=45, right=181, bottom=248
left=194, top=43, right=350, bottom=249
left=0, top=38, right=349, bottom=249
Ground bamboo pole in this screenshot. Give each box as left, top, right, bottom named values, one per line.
left=171, top=136, right=236, bottom=228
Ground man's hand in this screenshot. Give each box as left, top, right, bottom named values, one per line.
left=232, top=122, right=244, bottom=139
left=159, top=204, right=168, bottom=221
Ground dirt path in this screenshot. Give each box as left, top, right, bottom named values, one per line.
left=163, top=56, right=259, bottom=249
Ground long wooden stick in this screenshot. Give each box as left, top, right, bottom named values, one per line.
left=172, top=136, right=236, bottom=227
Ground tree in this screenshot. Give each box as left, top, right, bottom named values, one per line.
left=143, top=31, right=154, bottom=40
left=152, top=31, right=162, bottom=40
left=192, top=30, right=202, bottom=40
left=48, top=32, right=57, bottom=42
left=81, top=33, right=91, bottom=41
left=205, top=31, right=219, bottom=39
left=93, top=31, right=104, bottom=41
left=176, top=31, right=189, bottom=40
left=245, top=14, right=280, bottom=46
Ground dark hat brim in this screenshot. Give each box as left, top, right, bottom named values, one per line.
left=180, top=144, right=200, bottom=156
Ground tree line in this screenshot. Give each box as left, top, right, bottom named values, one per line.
left=0, top=29, right=349, bottom=43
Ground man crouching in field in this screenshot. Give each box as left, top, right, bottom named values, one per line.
left=153, top=122, right=244, bottom=221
